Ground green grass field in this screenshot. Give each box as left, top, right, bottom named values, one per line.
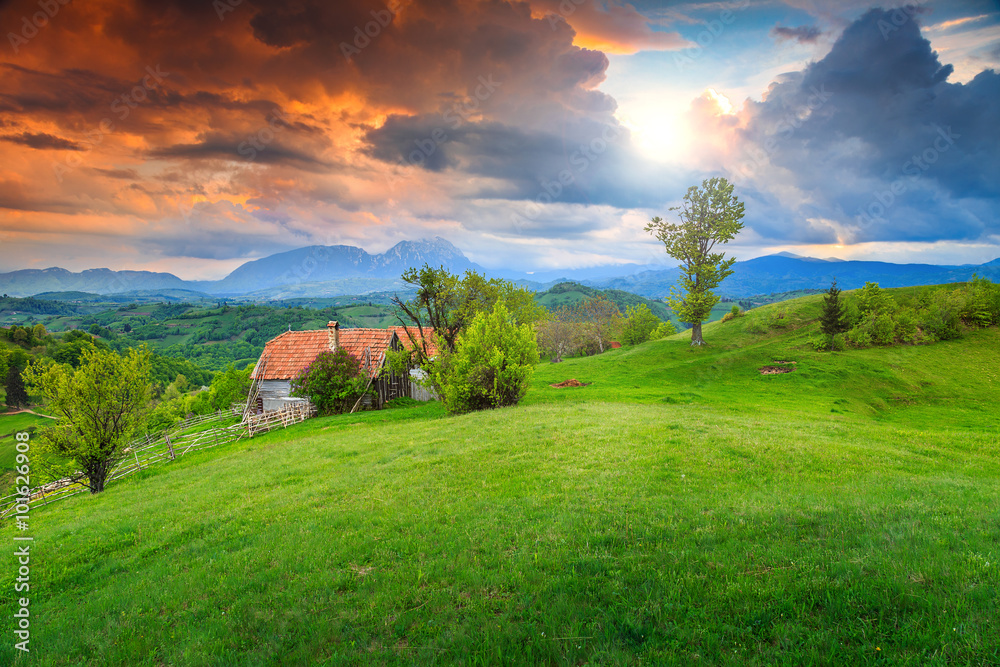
left=1, top=290, right=998, bottom=665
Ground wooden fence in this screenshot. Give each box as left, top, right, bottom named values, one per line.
left=0, top=402, right=313, bottom=522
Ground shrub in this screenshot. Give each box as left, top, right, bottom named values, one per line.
left=649, top=321, right=678, bottom=339
left=921, top=289, right=963, bottom=341
left=291, top=348, right=370, bottom=415
left=620, top=304, right=660, bottom=345
left=438, top=303, right=539, bottom=414
left=745, top=315, right=768, bottom=335
left=894, top=308, right=920, bottom=344
left=961, top=274, right=999, bottom=327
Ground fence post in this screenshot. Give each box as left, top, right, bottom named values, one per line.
left=166, top=434, right=175, bottom=461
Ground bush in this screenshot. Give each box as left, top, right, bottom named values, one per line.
left=438, top=303, right=539, bottom=414
left=649, top=321, right=678, bottom=339
left=961, top=274, right=999, bottom=327
left=291, top=348, right=370, bottom=415
left=620, top=304, right=660, bottom=345
left=921, top=289, right=963, bottom=341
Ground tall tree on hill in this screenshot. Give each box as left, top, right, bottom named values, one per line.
left=5, top=364, right=29, bottom=408
left=646, top=177, right=745, bottom=346
left=819, top=279, right=849, bottom=347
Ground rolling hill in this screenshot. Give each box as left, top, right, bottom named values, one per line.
left=3, top=286, right=998, bottom=665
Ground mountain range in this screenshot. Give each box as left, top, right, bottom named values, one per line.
left=1, top=238, right=997, bottom=300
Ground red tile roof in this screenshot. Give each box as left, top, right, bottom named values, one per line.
left=390, top=326, right=438, bottom=358
left=253, top=328, right=396, bottom=380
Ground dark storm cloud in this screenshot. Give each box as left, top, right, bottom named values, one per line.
left=1, top=131, right=82, bottom=150
left=728, top=8, right=1000, bottom=245
left=770, top=25, right=823, bottom=44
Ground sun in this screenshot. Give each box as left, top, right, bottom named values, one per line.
left=616, top=98, right=692, bottom=163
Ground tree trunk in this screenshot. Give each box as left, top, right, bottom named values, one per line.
left=690, top=321, right=706, bottom=346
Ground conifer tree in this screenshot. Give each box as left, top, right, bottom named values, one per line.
left=819, top=279, right=849, bottom=347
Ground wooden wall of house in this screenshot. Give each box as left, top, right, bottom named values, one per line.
left=260, top=379, right=294, bottom=411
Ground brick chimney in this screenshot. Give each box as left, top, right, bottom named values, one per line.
left=327, top=321, right=339, bottom=350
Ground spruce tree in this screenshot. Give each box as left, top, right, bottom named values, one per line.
left=819, top=279, right=848, bottom=347
left=5, top=364, right=29, bottom=408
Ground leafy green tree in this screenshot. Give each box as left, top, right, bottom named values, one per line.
left=438, top=303, right=539, bottom=414
left=650, top=321, right=678, bottom=340
left=579, top=295, right=621, bottom=353
left=536, top=305, right=579, bottom=363
left=646, top=177, right=745, bottom=345
left=5, top=364, right=29, bottom=408
left=819, top=279, right=849, bottom=347
left=291, top=348, right=370, bottom=415
left=620, top=304, right=660, bottom=346
left=393, top=266, right=544, bottom=363
left=24, top=347, right=152, bottom=494
left=210, top=365, right=253, bottom=410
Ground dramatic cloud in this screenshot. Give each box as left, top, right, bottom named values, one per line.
left=691, top=8, right=1000, bottom=249
left=0, top=0, right=997, bottom=275
left=1, top=131, right=82, bottom=150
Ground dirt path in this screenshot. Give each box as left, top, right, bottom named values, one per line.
left=1, top=408, right=57, bottom=420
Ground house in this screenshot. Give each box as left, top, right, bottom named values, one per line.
left=390, top=326, right=439, bottom=402
left=250, top=321, right=420, bottom=412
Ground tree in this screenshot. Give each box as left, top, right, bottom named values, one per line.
left=5, top=364, right=29, bottom=408
left=24, top=347, right=152, bottom=494
left=650, top=320, right=678, bottom=340
left=620, top=304, right=660, bottom=346
left=437, top=303, right=539, bottom=414
left=291, top=347, right=370, bottom=415
left=579, top=295, right=621, bottom=353
left=209, top=364, right=253, bottom=410
left=819, top=279, right=849, bottom=346
left=391, top=266, right=544, bottom=390
left=536, top=305, right=580, bottom=362
left=646, top=177, right=745, bottom=345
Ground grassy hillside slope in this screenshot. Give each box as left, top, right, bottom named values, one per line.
left=2, top=290, right=998, bottom=665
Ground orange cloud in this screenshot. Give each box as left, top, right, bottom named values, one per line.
left=529, top=0, right=689, bottom=54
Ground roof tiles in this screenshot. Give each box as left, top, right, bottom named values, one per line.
left=253, top=328, right=396, bottom=380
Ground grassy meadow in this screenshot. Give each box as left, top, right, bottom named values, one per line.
left=1, top=289, right=998, bottom=665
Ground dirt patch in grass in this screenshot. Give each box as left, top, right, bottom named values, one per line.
left=759, top=366, right=795, bottom=375
left=550, top=379, right=591, bottom=388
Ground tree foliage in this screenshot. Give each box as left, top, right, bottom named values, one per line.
left=646, top=177, right=745, bottom=345
left=291, top=347, right=370, bottom=415
left=391, top=266, right=544, bottom=397
left=5, top=364, right=29, bottom=408
left=437, top=303, right=539, bottom=414
left=579, top=296, right=622, bottom=354
left=620, top=304, right=660, bottom=346
left=24, top=347, right=152, bottom=494
left=536, top=306, right=580, bottom=362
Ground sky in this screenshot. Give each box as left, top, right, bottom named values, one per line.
left=0, top=0, right=998, bottom=280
